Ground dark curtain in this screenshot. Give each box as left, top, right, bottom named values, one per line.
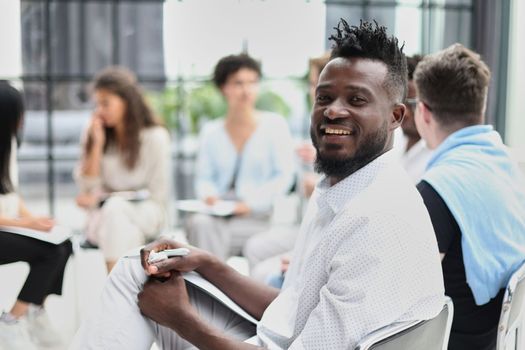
left=471, top=0, right=511, bottom=136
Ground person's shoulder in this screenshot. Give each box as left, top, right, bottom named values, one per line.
left=258, top=111, right=287, bottom=126
left=258, top=111, right=290, bottom=139
left=199, top=118, right=224, bottom=136
left=141, top=125, right=170, bottom=146
left=142, top=125, right=169, bottom=138
left=353, top=160, right=427, bottom=218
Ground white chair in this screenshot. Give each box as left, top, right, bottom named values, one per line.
left=497, top=261, right=525, bottom=350
left=355, top=297, right=454, bottom=350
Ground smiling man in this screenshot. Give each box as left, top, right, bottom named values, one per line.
left=71, top=20, right=444, bottom=350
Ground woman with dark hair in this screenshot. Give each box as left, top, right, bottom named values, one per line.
left=75, top=67, right=171, bottom=272
left=0, top=82, right=72, bottom=350
left=185, top=54, right=295, bottom=261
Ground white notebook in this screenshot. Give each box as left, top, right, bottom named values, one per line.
left=183, top=271, right=258, bottom=325
left=0, top=224, right=72, bottom=245
left=177, top=199, right=236, bottom=217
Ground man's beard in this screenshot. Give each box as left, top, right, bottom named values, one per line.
left=311, top=120, right=389, bottom=179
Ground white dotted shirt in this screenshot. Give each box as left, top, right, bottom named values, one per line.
left=256, top=150, right=445, bottom=349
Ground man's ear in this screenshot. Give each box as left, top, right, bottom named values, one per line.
left=390, top=103, right=406, bottom=130
left=418, top=101, right=432, bottom=125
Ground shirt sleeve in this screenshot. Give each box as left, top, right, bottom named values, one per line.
left=194, top=124, right=220, bottom=199
left=143, top=127, right=171, bottom=206
left=417, top=180, right=458, bottom=254
left=288, top=214, right=424, bottom=350
left=73, top=127, right=102, bottom=193
left=243, top=116, right=296, bottom=213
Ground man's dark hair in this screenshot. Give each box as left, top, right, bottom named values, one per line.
left=212, top=54, right=261, bottom=88
left=414, top=43, right=490, bottom=127
left=407, top=55, right=423, bottom=81
left=329, top=19, right=407, bottom=101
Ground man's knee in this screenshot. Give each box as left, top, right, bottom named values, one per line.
left=110, top=248, right=146, bottom=280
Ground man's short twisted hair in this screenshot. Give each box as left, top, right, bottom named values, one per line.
left=414, top=43, right=491, bottom=126
left=329, top=19, right=407, bottom=102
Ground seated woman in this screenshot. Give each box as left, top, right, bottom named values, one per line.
left=75, top=67, right=171, bottom=272
left=186, top=54, right=295, bottom=261
left=0, top=83, right=72, bottom=350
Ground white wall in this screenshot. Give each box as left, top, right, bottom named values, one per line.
left=505, top=0, right=525, bottom=157
left=0, top=0, right=22, bottom=79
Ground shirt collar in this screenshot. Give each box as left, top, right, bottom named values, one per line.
left=315, top=150, right=394, bottom=214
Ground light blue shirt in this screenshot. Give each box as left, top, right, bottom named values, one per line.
left=195, top=112, right=295, bottom=214
left=423, top=125, right=525, bottom=305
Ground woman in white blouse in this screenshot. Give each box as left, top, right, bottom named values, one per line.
left=186, top=54, right=295, bottom=260
left=0, top=83, right=71, bottom=350
left=75, top=67, right=171, bottom=272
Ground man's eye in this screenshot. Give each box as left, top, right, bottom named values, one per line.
left=316, top=95, right=330, bottom=103
left=349, top=96, right=366, bottom=105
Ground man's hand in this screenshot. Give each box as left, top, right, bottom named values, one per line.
left=138, top=273, right=262, bottom=350
left=138, top=273, right=199, bottom=337
left=140, top=238, right=211, bottom=277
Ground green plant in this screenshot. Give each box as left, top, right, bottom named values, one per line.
left=148, top=82, right=292, bottom=135
left=146, top=85, right=184, bottom=130
left=187, top=83, right=227, bottom=133
left=256, top=90, right=291, bottom=119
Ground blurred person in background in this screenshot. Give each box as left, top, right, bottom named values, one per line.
left=75, top=67, right=171, bottom=272
left=414, top=44, right=525, bottom=350
left=0, top=82, right=71, bottom=350
left=392, top=54, right=433, bottom=183
left=185, top=53, right=295, bottom=261
left=244, top=52, right=330, bottom=284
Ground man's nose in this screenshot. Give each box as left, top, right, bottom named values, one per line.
left=324, top=99, right=350, bottom=119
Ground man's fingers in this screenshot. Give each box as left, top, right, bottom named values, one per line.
left=140, top=238, right=174, bottom=269
left=150, top=256, right=184, bottom=274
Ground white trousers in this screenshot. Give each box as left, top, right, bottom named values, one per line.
left=70, top=251, right=256, bottom=350
left=87, top=197, right=165, bottom=261
left=185, top=213, right=270, bottom=261
left=243, top=225, right=299, bottom=281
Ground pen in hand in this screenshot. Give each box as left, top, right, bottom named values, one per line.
left=147, top=248, right=191, bottom=264
left=124, top=247, right=190, bottom=264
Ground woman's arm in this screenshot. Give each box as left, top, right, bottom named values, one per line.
left=81, top=115, right=105, bottom=178
left=0, top=214, right=54, bottom=232
left=0, top=196, right=54, bottom=231
left=144, top=127, right=171, bottom=205
left=18, top=198, right=33, bottom=218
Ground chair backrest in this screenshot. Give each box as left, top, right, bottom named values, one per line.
left=497, top=261, right=525, bottom=350
left=355, top=297, right=454, bottom=350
